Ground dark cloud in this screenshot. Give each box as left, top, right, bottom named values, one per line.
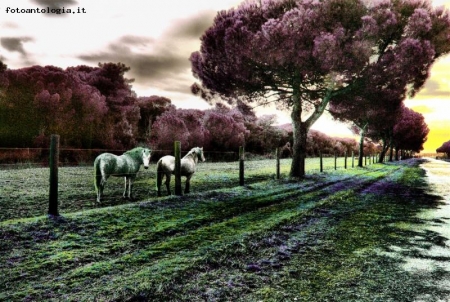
left=0, top=37, right=33, bottom=55
left=118, top=35, right=153, bottom=45
left=31, top=0, right=78, bottom=17
left=78, top=35, right=193, bottom=94
left=32, top=0, right=78, bottom=6
left=78, top=10, right=218, bottom=96
left=167, top=10, right=216, bottom=39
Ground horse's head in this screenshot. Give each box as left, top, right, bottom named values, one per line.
left=142, top=148, right=152, bottom=169
left=196, top=147, right=205, bottom=162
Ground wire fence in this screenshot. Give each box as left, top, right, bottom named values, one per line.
left=0, top=147, right=243, bottom=169
left=0, top=145, right=381, bottom=222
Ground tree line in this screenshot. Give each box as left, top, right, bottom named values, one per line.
left=0, top=62, right=426, bottom=163
left=0, top=62, right=137, bottom=150
left=0, top=60, right=376, bottom=161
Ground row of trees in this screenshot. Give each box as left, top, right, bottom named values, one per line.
left=0, top=61, right=422, bottom=162
left=0, top=62, right=276, bottom=153
left=151, top=102, right=379, bottom=157
left=0, top=62, right=138, bottom=149
left=191, top=0, right=450, bottom=176
left=0, top=59, right=374, bottom=159
left=0, top=61, right=428, bottom=163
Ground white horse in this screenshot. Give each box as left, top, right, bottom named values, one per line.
left=156, top=147, right=205, bottom=196
left=94, top=147, right=151, bottom=203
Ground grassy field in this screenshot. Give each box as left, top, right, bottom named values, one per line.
left=0, top=157, right=350, bottom=221
left=1, top=158, right=448, bottom=301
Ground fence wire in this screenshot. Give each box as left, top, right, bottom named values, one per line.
left=0, top=147, right=380, bottom=222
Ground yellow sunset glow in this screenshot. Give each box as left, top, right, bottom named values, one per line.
left=405, top=54, right=450, bottom=153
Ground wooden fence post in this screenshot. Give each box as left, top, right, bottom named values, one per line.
left=334, top=152, right=337, bottom=170
left=174, top=141, right=182, bottom=195
left=48, top=134, right=59, bottom=217
left=352, top=151, right=354, bottom=168
left=276, top=147, right=280, bottom=180
left=239, top=146, right=245, bottom=186
left=344, top=151, right=347, bottom=169
left=320, top=152, right=323, bottom=173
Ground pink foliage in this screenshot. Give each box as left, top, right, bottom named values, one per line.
left=203, top=106, right=249, bottom=151
left=436, top=140, right=450, bottom=156
left=151, top=110, right=190, bottom=151
left=0, top=64, right=137, bottom=148
left=406, top=8, right=433, bottom=37
left=393, top=105, right=429, bottom=152
left=137, top=95, right=174, bottom=143
left=191, top=0, right=450, bottom=175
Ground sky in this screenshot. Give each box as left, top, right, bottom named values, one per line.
left=0, top=0, right=449, bottom=153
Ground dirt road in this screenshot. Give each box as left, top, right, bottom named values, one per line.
left=397, top=159, right=450, bottom=301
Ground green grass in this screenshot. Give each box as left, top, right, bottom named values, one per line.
left=1, top=158, right=447, bottom=301
left=0, top=157, right=352, bottom=222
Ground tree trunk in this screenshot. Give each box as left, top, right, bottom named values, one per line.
left=389, top=144, right=394, bottom=162
left=378, top=142, right=388, bottom=164
left=290, top=98, right=307, bottom=178
left=289, top=85, right=333, bottom=178
left=358, top=124, right=367, bottom=167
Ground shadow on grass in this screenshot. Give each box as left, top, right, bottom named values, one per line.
left=3, top=160, right=450, bottom=301
left=138, top=161, right=450, bottom=301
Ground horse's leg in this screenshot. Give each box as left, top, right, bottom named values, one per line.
left=184, top=175, right=192, bottom=194
left=98, top=175, right=107, bottom=203
left=95, top=174, right=102, bottom=204
left=128, top=176, right=135, bottom=201
left=165, top=173, right=171, bottom=195
left=157, top=171, right=163, bottom=197
left=123, top=177, right=128, bottom=199
left=96, top=178, right=101, bottom=204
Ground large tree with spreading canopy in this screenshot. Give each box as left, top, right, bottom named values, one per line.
left=191, top=0, right=450, bottom=177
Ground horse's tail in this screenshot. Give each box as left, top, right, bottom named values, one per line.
left=156, top=158, right=162, bottom=191
left=94, top=157, right=102, bottom=193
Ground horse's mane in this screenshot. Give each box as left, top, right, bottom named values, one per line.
left=184, top=147, right=201, bottom=159
left=124, top=147, right=149, bottom=158
left=124, top=147, right=142, bottom=155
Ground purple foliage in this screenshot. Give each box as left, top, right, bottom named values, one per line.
left=191, top=0, right=450, bottom=176
left=436, top=140, right=450, bottom=156
left=0, top=63, right=148, bottom=149
left=393, top=105, right=429, bottom=153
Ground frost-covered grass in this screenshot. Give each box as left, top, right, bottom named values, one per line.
left=0, top=157, right=351, bottom=222
left=2, top=159, right=448, bottom=301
